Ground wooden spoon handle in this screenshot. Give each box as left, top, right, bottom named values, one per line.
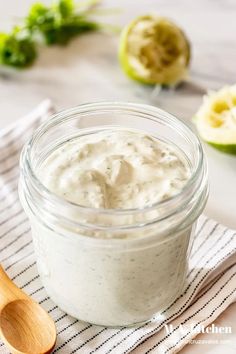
left=0, top=265, right=28, bottom=312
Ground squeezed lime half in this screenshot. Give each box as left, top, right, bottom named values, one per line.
left=194, top=85, right=236, bottom=154
left=119, top=14, right=191, bottom=85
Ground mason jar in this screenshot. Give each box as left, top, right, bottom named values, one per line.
left=19, top=102, right=208, bottom=327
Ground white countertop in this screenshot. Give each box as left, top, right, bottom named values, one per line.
left=0, top=0, right=235, bottom=353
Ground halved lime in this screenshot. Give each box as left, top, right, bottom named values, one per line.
left=119, top=14, right=191, bottom=85
left=194, top=85, right=236, bottom=154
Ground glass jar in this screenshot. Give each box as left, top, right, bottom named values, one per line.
left=19, top=102, right=208, bottom=327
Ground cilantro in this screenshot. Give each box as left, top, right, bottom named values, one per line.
left=0, top=28, right=37, bottom=68
left=0, top=0, right=109, bottom=68
left=57, top=0, right=74, bottom=18
left=26, top=0, right=100, bottom=45
left=41, top=18, right=99, bottom=45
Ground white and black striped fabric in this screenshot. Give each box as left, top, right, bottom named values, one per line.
left=0, top=101, right=235, bottom=354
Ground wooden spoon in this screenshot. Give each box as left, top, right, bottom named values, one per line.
left=0, top=265, right=56, bottom=354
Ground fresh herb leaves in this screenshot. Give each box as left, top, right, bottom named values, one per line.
left=26, top=0, right=99, bottom=45
left=0, top=0, right=102, bottom=68
left=0, top=28, right=37, bottom=68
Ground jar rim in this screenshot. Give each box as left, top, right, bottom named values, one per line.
left=21, top=101, right=204, bottom=218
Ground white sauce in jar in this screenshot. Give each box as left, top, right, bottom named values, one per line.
left=29, top=128, right=193, bottom=326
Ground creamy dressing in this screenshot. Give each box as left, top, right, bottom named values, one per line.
left=24, top=128, right=194, bottom=326
left=39, top=129, right=190, bottom=211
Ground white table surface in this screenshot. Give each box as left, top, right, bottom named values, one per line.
left=0, top=0, right=235, bottom=353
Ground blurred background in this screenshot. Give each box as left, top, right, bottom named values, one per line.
left=0, top=0, right=236, bottom=229
left=0, top=2, right=236, bottom=353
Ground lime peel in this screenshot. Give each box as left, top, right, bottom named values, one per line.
left=194, top=85, right=236, bottom=154
left=119, top=14, right=191, bottom=85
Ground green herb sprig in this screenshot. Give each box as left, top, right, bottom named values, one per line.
left=0, top=28, right=37, bottom=68
left=0, top=0, right=107, bottom=68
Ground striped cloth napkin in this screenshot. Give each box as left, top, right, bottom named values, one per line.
left=0, top=101, right=236, bottom=354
